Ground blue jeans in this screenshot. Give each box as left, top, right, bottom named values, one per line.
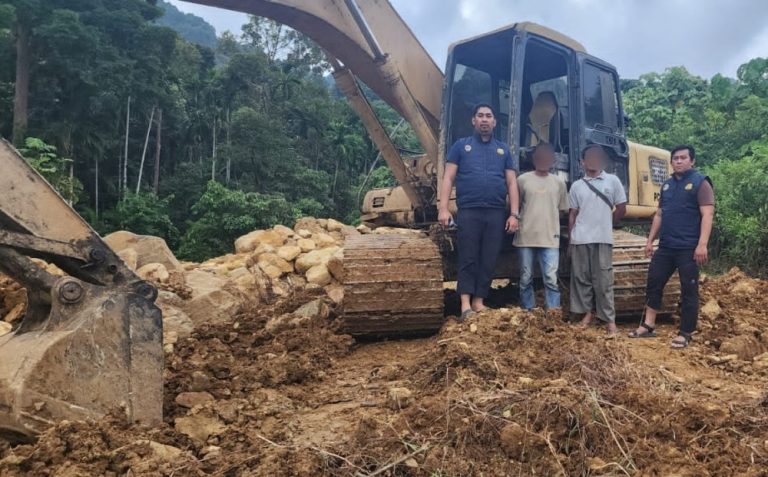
left=518, top=247, right=561, bottom=310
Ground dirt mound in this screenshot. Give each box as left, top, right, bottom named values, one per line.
left=165, top=290, right=354, bottom=409
left=698, top=267, right=768, bottom=360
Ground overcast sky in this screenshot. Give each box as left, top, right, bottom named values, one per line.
left=170, top=0, right=768, bottom=79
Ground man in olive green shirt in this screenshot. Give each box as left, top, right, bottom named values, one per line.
left=513, top=143, right=568, bottom=310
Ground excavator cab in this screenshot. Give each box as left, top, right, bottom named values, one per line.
left=443, top=23, right=629, bottom=187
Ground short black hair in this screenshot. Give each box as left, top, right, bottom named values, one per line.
left=532, top=142, right=555, bottom=155
left=473, top=103, right=495, bottom=116
left=581, top=143, right=606, bottom=160
left=670, top=144, right=695, bottom=161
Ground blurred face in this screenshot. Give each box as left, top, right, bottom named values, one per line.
left=472, top=107, right=496, bottom=136
left=671, top=148, right=695, bottom=175
left=582, top=147, right=605, bottom=173
left=533, top=147, right=555, bottom=172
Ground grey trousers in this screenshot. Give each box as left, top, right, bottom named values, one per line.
left=570, top=243, right=615, bottom=323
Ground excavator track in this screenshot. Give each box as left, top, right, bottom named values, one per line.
left=613, top=230, right=679, bottom=318
left=341, top=233, right=444, bottom=336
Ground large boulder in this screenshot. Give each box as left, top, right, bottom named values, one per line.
left=326, top=218, right=345, bottom=232
left=156, top=293, right=194, bottom=340
left=117, top=248, right=138, bottom=271
left=312, top=232, right=338, bottom=248
left=326, top=248, right=344, bottom=281
left=276, top=245, right=301, bottom=262
left=181, top=270, right=242, bottom=325
left=104, top=230, right=182, bottom=272
left=295, top=246, right=340, bottom=273
left=257, top=253, right=293, bottom=278
left=234, top=230, right=286, bottom=254
left=272, top=224, right=295, bottom=238
left=297, top=238, right=317, bottom=253
left=293, top=217, right=326, bottom=235
left=306, top=264, right=332, bottom=286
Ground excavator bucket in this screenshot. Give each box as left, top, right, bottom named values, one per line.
left=0, top=139, right=163, bottom=440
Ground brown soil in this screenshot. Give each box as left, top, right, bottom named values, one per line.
left=1, top=269, right=767, bottom=476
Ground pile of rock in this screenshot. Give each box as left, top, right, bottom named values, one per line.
left=101, top=217, right=364, bottom=352
left=0, top=217, right=400, bottom=347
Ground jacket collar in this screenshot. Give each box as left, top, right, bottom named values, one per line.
left=672, top=168, right=696, bottom=180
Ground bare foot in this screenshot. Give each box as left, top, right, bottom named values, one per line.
left=576, top=312, right=594, bottom=329
left=606, top=322, right=618, bottom=335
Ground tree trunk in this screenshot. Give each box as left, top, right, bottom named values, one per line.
left=12, top=22, right=31, bottom=146
left=225, top=108, right=231, bottom=184
left=135, top=106, right=156, bottom=194
left=123, top=96, right=131, bottom=199
left=95, top=158, right=99, bottom=219
left=211, top=116, right=217, bottom=181
left=68, top=163, right=74, bottom=207
left=152, top=108, right=163, bottom=194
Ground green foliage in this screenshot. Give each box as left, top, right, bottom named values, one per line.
left=100, top=192, right=179, bottom=247
left=622, top=62, right=768, bottom=272
left=19, top=136, right=83, bottom=203
left=177, top=181, right=298, bottom=261
left=705, top=140, right=768, bottom=274
left=155, top=0, right=216, bottom=49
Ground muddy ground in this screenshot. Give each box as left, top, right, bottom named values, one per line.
left=0, top=268, right=767, bottom=476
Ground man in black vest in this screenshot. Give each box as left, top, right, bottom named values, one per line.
left=629, top=145, right=715, bottom=348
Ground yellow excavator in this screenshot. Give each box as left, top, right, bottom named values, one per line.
left=0, top=0, right=677, bottom=438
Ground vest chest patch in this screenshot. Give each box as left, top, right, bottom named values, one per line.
left=464, top=144, right=472, bottom=152
left=496, top=148, right=504, bottom=156
left=685, top=183, right=693, bottom=191
left=663, top=183, right=670, bottom=191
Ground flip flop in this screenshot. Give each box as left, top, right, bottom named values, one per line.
left=458, top=309, right=476, bottom=322
left=628, top=322, right=657, bottom=338
left=671, top=331, right=692, bottom=349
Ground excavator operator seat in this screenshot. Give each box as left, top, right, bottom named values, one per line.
left=528, top=91, right=559, bottom=146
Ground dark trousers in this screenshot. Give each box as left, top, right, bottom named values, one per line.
left=456, top=207, right=507, bottom=298
left=645, top=247, right=699, bottom=333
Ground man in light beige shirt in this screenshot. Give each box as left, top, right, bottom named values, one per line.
left=513, top=143, right=568, bottom=311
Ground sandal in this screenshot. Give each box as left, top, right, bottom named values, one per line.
left=671, top=331, right=692, bottom=349
left=628, top=322, right=657, bottom=338
left=458, top=309, right=476, bottom=322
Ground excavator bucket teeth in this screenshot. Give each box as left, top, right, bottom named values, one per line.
left=0, top=278, right=163, bottom=441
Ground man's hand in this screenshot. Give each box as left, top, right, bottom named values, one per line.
left=505, top=216, right=519, bottom=233
left=645, top=241, right=654, bottom=259
left=694, top=244, right=709, bottom=266
left=438, top=208, right=453, bottom=227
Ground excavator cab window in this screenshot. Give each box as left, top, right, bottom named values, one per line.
left=517, top=38, right=571, bottom=177
left=446, top=29, right=514, bottom=148
left=577, top=56, right=629, bottom=188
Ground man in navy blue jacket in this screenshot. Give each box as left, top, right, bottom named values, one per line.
left=438, top=103, right=520, bottom=321
left=629, top=145, right=715, bottom=348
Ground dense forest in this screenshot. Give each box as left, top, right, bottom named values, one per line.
left=1, top=0, right=767, bottom=271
